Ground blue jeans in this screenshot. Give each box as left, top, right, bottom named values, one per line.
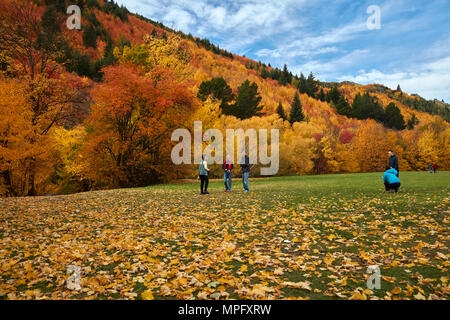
left=243, top=172, right=249, bottom=192
left=224, top=171, right=232, bottom=191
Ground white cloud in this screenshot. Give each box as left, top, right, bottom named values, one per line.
left=289, top=49, right=371, bottom=79
left=162, top=7, right=196, bottom=31
left=338, top=56, right=450, bottom=102
left=115, top=0, right=450, bottom=102
left=254, top=20, right=367, bottom=60
left=116, top=0, right=311, bottom=51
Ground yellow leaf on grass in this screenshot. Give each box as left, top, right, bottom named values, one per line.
left=382, top=276, right=396, bottom=283
left=404, top=285, right=414, bottom=296
left=274, top=267, right=284, bottom=275
left=363, top=288, right=373, bottom=295
left=436, top=252, right=448, bottom=260
left=413, top=293, right=426, bottom=300
left=281, top=281, right=312, bottom=291
left=169, top=258, right=180, bottom=265
left=391, top=287, right=402, bottom=295
left=178, top=278, right=188, bottom=286
left=349, top=291, right=367, bottom=300
left=141, top=290, right=154, bottom=300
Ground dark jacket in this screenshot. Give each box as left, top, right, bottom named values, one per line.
left=223, top=161, right=234, bottom=172
left=241, top=155, right=250, bottom=173
left=389, top=155, right=399, bottom=173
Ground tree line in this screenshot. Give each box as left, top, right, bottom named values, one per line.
left=198, top=77, right=307, bottom=124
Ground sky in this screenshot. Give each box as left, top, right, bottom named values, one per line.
left=115, top=0, right=450, bottom=102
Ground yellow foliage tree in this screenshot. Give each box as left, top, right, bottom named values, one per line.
left=417, top=129, right=441, bottom=168
left=351, top=122, right=391, bottom=172
left=0, top=77, right=60, bottom=196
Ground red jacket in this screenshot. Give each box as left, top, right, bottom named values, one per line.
left=223, top=161, right=233, bottom=171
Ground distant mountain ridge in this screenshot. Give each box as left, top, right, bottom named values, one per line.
left=49, top=0, right=448, bottom=123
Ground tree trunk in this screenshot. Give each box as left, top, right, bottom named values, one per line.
left=2, top=169, right=12, bottom=195
left=27, top=161, right=36, bottom=196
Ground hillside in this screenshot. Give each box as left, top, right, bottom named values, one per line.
left=0, top=0, right=449, bottom=196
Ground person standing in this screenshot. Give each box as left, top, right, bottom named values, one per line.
left=383, top=166, right=401, bottom=193
left=223, top=155, right=233, bottom=192
left=433, top=163, right=438, bottom=174
left=199, top=154, right=210, bottom=195
left=240, top=152, right=250, bottom=193
left=429, top=163, right=433, bottom=174
left=388, top=150, right=399, bottom=177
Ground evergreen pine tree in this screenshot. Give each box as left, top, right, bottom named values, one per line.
left=279, top=64, right=292, bottom=86
left=102, top=35, right=116, bottom=66
left=290, top=92, right=305, bottom=124
left=261, top=66, right=269, bottom=79
left=335, top=95, right=352, bottom=117
left=318, top=88, right=326, bottom=102
left=384, top=102, right=406, bottom=130
left=351, top=93, right=363, bottom=119
left=329, top=85, right=341, bottom=105
left=37, top=5, right=62, bottom=52
left=197, top=77, right=234, bottom=106
left=276, top=102, right=287, bottom=120
left=306, top=72, right=318, bottom=97
left=407, top=114, right=419, bottom=130
left=83, top=24, right=98, bottom=48
left=297, top=73, right=307, bottom=94
left=352, top=92, right=384, bottom=122
left=229, top=80, right=263, bottom=119
left=53, top=0, right=67, bottom=12
left=41, top=5, right=61, bottom=36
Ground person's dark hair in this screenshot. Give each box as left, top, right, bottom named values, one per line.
left=202, top=154, right=205, bottom=160
left=385, top=166, right=391, bottom=171
left=389, top=150, right=393, bottom=153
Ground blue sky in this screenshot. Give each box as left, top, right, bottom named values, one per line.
left=116, top=0, right=450, bottom=102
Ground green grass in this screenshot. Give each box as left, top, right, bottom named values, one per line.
left=0, top=172, right=448, bottom=300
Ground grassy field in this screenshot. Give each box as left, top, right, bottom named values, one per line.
left=0, top=172, right=449, bottom=300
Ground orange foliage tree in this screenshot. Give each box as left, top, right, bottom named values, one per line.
left=79, top=64, right=194, bottom=188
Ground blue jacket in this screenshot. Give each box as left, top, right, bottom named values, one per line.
left=383, top=169, right=400, bottom=184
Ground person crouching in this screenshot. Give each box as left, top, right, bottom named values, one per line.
left=383, top=166, right=401, bottom=193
